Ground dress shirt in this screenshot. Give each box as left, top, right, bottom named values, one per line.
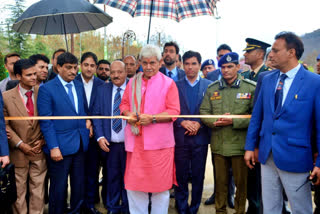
left=185, top=74, right=200, bottom=87
left=18, top=84, right=35, bottom=105
left=58, top=74, right=79, bottom=113
left=111, top=82, right=126, bottom=143
left=275, top=64, right=300, bottom=105
left=166, top=67, right=178, bottom=81
left=80, top=74, right=94, bottom=108
left=16, top=84, right=35, bottom=148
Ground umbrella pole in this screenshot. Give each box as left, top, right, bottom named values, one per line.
left=147, top=0, right=154, bottom=44
left=64, top=34, right=69, bottom=52
left=62, top=14, right=69, bottom=52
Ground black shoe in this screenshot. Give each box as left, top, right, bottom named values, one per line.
left=204, top=193, right=215, bottom=205
left=228, top=194, right=235, bottom=209
left=84, top=207, right=102, bottom=214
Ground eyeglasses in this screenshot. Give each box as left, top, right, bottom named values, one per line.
left=98, top=67, right=110, bottom=71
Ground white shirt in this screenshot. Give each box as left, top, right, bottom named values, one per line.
left=58, top=74, right=79, bottom=113
left=185, top=74, right=200, bottom=87
left=275, top=64, right=300, bottom=106
left=18, top=84, right=35, bottom=105
left=110, top=82, right=127, bottom=143
left=80, top=74, right=94, bottom=108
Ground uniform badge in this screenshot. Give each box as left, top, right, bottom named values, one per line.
left=236, top=93, right=251, bottom=99
left=210, top=91, right=221, bottom=100
left=226, top=55, right=232, bottom=62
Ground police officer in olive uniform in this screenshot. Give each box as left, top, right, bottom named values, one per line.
left=200, top=52, right=256, bottom=214
left=241, top=38, right=272, bottom=82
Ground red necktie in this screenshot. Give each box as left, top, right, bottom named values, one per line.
left=25, top=91, right=34, bottom=116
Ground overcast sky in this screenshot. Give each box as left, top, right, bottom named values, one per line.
left=1, top=0, right=320, bottom=63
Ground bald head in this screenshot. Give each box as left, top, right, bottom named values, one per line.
left=110, top=60, right=127, bottom=87
left=123, top=55, right=137, bottom=78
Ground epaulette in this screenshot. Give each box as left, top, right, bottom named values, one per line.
left=207, top=80, right=220, bottom=88
left=241, top=70, right=249, bottom=74
left=242, top=78, right=257, bottom=86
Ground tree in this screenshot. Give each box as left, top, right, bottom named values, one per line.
left=0, top=51, right=7, bottom=81
left=6, top=0, right=32, bottom=58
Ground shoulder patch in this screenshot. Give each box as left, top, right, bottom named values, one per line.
left=242, top=78, right=257, bottom=86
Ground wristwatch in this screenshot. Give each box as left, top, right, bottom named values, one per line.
left=152, top=115, right=157, bottom=124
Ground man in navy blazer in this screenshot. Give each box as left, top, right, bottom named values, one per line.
left=37, top=52, right=91, bottom=214
left=174, top=51, right=211, bottom=214
left=75, top=52, right=105, bottom=214
left=0, top=92, right=9, bottom=168
left=92, top=61, right=129, bottom=214
left=159, top=41, right=185, bottom=81
left=244, top=32, right=320, bottom=213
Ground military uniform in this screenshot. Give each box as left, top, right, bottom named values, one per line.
left=241, top=64, right=272, bottom=82
left=200, top=74, right=256, bottom=214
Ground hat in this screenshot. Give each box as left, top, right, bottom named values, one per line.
left=317, top=54, right=320, bottom=61
left=218, top=52, right=239, bottom=67
left=201, top=59, right=215, bottom=71
left=243, top=38, right=271, bottom=52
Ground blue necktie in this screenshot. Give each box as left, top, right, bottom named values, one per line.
left=168, top=71, right=173, bottom=78
left=112, top=88, right=122, bottom=133
left=274, top=74, right=287, bottom=115
left=66, top=83, right=75, bottom=110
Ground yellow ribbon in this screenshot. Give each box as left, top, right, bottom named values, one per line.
left=4, top=115, right=251, bottom=121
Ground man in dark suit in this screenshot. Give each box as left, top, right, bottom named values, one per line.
left=159, top=41, right=185, bottom=81
left=92, top=61, right=129, bottom=214
left=47, top=49, right=66, bottom=81
left=206, top=44, right=232, bottom=82
left=37, top=52, right=91, bottom=214
left=245, top=31, right=320, bottom=213
left=75, top=52, right=104, bottom=214
left=97, top=59, right=111, bottom=82
left=174, top=51, right=211, bottom=214
left=0, top=92, right=9, bottom=168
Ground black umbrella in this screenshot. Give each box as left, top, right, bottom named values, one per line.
left=12, top=0, right=113, bottom=50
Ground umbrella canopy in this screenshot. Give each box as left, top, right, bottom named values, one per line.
left=95, top=0, right=217, bottom=43
left=13, top=0, right=113, bottom=35
left=95, top=0, right=216, bottom=22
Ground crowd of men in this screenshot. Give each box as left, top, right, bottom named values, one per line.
left=0, top=31, right=320, bottom=214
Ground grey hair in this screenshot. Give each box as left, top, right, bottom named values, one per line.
left=139, top=45, right=162, bottom=61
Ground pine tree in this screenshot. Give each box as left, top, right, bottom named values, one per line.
left=6, top=0, right=32, bottom=58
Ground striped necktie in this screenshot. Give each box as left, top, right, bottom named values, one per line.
left=112, top=87, right=122, bottom=133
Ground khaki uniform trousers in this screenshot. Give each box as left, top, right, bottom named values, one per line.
left=214, top=154, right=248, bottom=214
